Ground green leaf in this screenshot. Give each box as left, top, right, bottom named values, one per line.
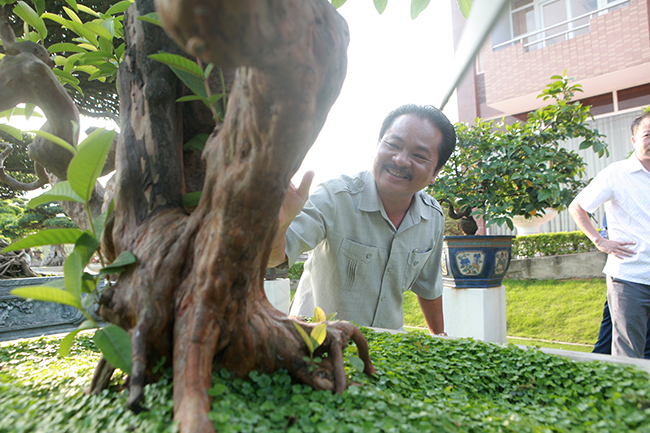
left=11, top=286, right=81, bottom=308
left=314, top=306, right=327, bottom=323
left=67, top=129, right=114, bottom=202
left=93, top=199, right=114, bottom=242
left=537, top=189, right=552, bottom=201
left=176, top=95, right=207, bottom=103
left=59, top=320, right=95, bottom=357
left=84, top=21, right=112, bottom=40
left=183, top=133, right=208, bottom=152
left=457, top=0, right=473, bottom=18
left=64, top=0, right=78, bottom=12
left=23, top=103, right=36, bottom=120
left=137, top=12, right=162, bottom=27
left=410, top=0, right=431, bottom=19
left=311, top=322, right=327, bottom=347
left=76, top=4, right=100, bottom=17
left=64, top=250, right=84, bottom=299
left=182, top=191, right=202, bottom=208
left=74, top=231, right=99, bottom=265
left=348, top=356, right=365, bottom=373
left=373, top=0, right=387, bottom=14
left=0, top=124, right=23, bottom=140
left=149, top=52, right=204, bottom=77
left=28, top=181, right=84, bottom=207
left=63, top=6, right=82, bottom=23
left=1, top=228, right=83, bottom=253
left=99, top=250, right=136, bottom=275
left=106, top=1, right=133, bottom=16
left=331, top=0, right=347, bottom=7
left=326, top=312, right=337, bottom=321
left=28, top=130, right=76, bottom=155
left=94, top=325, right=132, bottom=375
left=292, top=322, right=314, bottom=353
left=14, top=1, right=47, bottom=40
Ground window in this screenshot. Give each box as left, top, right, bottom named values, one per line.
left=492, top=0, right=629, bottom=52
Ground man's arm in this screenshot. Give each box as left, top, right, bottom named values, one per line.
left=568, top=200, right=636, bottom=259
left=268, top=171, right=314, bottom=268
left=417, top=295, right=445, bottom=335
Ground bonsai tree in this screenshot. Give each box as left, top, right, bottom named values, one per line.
left=428, top=73, right=608, bottom=235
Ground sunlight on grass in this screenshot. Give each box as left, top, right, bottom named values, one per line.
left=403, top=278, right=607, bottom=347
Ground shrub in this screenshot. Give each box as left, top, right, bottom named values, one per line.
left=513, top=231, right=596, bottom=258
left=288, top=261, right=304, bottom=280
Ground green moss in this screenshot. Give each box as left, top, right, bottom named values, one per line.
left=2, top=331, right=650, bottom=432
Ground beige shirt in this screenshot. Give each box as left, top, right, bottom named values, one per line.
left=286, top=171, right=444, bottom=329
left=575, top=155, right=650, bottom=285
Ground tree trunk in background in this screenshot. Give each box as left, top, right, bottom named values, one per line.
left=93, top=1, right=374, bottom=432
left=42, top=244, right=67, bottom=267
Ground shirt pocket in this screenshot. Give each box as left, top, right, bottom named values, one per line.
left=339, top=238, right=379, bottom=292
left=402, top=248, right=433, bottom=291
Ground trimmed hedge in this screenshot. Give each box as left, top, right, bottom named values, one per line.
left=2, top=332, right=650, bottom=432
left=512, top=231, right=596, bottom=258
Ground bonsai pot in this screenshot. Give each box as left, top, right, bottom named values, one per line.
left=441, top=235, right=515, bottom=288
left=511, top=209, right=558, bottom=235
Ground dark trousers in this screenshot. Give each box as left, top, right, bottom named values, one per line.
left=592, top=300, right=650, bottom=359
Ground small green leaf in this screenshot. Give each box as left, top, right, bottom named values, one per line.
left=28, top=181, right=85, bottom=207
left=0, top=124, right=23, bottom=140
left=457, top=0, right=473, bottom=18
left=176, top=95, right=207, bottom=103
left=292, top=322, right=314, bottom=353
left=94, top=325, right=132, bottom=375
left=64, top=0, right=78, bottom=12
left=311, top=322, right=327, bottom=347
left=84, top=21, right=112, bottom=40
left=373, top=0, right=387, bottom=14
left=331, top=0, right=347, bottom=7
left=326, top=312, right=337, bottom=321
left=183, top=133, right=209, bottom=152
left=77, top=4, right=100, bottom=17
left=314, top=306, right=327, bottom=323
left=106, top=1, right=133, bottom=16
left=28, top=130, right=75, bottom=155
left=99, top=250, right=136, bottom=275
left=64, top=251, right=84, bottom=299
left=11, top=286, right=81, bottom=309
left=93, top=199, right=114, bottom=242
left=149, top=52, right=204, bottom=78
left=410, top=0, right=431, bottom=19
left=137, top=12, right=162, bottom=27
left=1, top=228, right=83, bottom=253
left=74, top=231, right=99, bottom=265
left=59, top=320, right=95, bottom=357
left=182, top=191, right=202, bottom=208
left=14, top=1, right=47, bottom=40
left=67, top=129, right=115, bottom=202
left=348, top=356, right=365, bottom=373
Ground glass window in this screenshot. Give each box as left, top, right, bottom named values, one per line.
left=618, top=83, right=650, bottom=111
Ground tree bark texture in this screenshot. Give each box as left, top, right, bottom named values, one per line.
left=92, top=1, right=374, bottom=432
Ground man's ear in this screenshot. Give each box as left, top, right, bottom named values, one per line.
left=430, top=168, right=441, bottom=184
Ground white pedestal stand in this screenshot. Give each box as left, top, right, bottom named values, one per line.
left=264, top=278, right=291, bottom=314
left=442, top=284, right=507, bottom=343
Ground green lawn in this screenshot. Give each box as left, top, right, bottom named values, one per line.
left=403, top=278, right=607, bottom=353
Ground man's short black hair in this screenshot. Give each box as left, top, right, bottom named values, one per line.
left=379, top=104, right=456, bottom=172
left=631, top=111, right=650, bottom=135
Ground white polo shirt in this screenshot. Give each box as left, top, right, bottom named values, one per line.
left=575, top=155, right=650, bottom=285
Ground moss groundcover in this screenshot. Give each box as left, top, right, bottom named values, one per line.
left=2, top=330, right=650, bottom=433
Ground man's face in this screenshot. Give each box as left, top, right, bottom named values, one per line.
left=372, top=114, right=442, bottom=203
left=632, top=116, right=650, bottom=168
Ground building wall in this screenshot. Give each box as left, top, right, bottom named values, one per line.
left=462, top=0, right=650, bottom=121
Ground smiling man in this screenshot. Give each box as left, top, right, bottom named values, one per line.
left=268, top=105, right=456, bottom=333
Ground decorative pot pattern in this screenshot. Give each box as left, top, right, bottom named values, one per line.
left=442, top=235, right=514, bottom=288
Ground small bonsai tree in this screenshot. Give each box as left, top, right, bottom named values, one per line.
left=428, top=73, right=608, bottom=235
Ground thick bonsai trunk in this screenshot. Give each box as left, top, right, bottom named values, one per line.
left=95, top=1, right=373, bottom=432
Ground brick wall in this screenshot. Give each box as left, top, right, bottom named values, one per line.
left=479, top=0, right=650, bottom=105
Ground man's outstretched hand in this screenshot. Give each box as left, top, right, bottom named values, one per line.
left=268, top=171, right=314, bottom=268
left=279, top=171, right=314, bottom=227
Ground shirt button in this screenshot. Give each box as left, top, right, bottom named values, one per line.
left=356, top=180, right=363, bottom=187
left=414, top=261, right=419, bottom=266
left=366, top=253, right=372, bottom=259
left=387, top=265, right=394, bottom=272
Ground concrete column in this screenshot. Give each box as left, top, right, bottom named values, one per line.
left=264, top=278, right=291, bottom=314
left=442, top=284, right=507, bottom=343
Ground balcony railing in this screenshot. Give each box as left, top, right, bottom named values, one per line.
left=493, top=0, right=630, bottom=52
